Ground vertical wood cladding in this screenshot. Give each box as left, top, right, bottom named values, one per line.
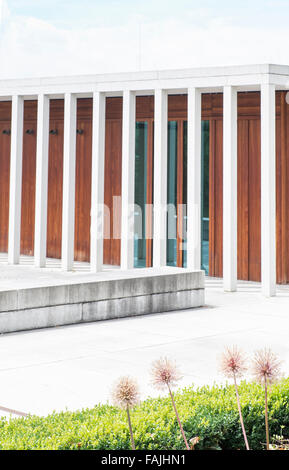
left=169, top=96, right=188, bottom=269
left=0, top=92, right=289, bottom=283
left=203, top=92, right=263, bottom=281
left=74, top=99, right=92, bottom=262
left=203, top=91, right=288, bottom=284
left=46, top=100, right=64, bottom=259
left=104, top=96, right=156, bottom=266
left=0, top=102, right=12, bottom=253
left=104, top=98, right=123, bottom=265
left=46, top=98, right=93, bottom=262
left=276, top=91, right=289, bottom=284
left=21, top=101, right=37, bottom=256
left=248, top=118, right=261, bottom=282
left=208, top=118, right=223, bottom=278
left=146, top=120, right=154, bottom=267
left=237, top=119, right=249, bottom=280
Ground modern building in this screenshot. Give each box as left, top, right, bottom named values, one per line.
left=0, top=64, right=287, bottom=298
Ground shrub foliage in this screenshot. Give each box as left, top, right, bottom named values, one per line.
left=1, top=379, right=289, bottom=450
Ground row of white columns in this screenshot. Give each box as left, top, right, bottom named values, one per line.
left=7, top=92, right=106, bottom=272
left=222, top=84, right=276, bottom=297
left=152, top=84, right=277, bottom=297
left=6, top=85, right=276, bottom=296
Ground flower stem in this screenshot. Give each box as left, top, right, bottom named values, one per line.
left=168, top=385, right=190, bottom=451
left=233, top=374, right=250, bottom=450
left=264, top=377, right=270, bottom=451
left=126, top=407, right=136, bottom=450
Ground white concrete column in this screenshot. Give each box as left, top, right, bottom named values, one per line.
left=8, top=95, right=24, bottom=265
left=61, top=93, right=77, bottom=271
left=261, top=83, right=276, bottom=297
left=121, top=90, right=136, bottom=270
left=34, top=95, right=50, bottom=268
left=90, top=92, right=106, bottom=272
left=187, top=87, right=202, bottom=270
left=153, top=89, right=168, bottom=268
left=223, top=86, right=238, bottom=292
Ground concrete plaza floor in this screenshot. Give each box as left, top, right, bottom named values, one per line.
left=0, top=271, right=289, bottom=419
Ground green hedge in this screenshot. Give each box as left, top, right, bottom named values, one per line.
left=1, top=379, right=289, bottom=450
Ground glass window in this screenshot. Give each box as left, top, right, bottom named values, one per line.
left=167, top=121, right=178, bottom=267
left=166, top=119, right=209, bottom=272
left=183, top=121, right=188, bottom=268
left=201, top=121, right=210, bottom=275
left=134, top=122, right=148, bottom=268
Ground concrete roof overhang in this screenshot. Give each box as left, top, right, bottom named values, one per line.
left=0, top=64, right=288, bottom=100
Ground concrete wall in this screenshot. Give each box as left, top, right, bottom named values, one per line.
left=0, top=269, right=205, bottom=334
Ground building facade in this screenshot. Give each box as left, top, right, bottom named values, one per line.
left=0, top=64, right=288, bottom=297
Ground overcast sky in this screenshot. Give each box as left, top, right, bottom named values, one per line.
left=0, top=0, right=289, bottom=79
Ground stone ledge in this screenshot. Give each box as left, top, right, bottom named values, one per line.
left=0, top=269, right=205, bottom=334
left=0, top=289, right=204, bottom=334
left=0, top=269, right=204, bottom=313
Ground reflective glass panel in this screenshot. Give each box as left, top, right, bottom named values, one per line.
left=134, top=122, right=148, bottom=268
left=167, top=121, right=178, bottom=266
left=183, top=121, right=188, bottom=268
left=201, top=121, right=210, bottom=274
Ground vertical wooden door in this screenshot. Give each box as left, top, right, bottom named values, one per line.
left=20, top=101, right=37, bottom=256
left=276, top=91, right=289, bottom=284
left=209, top=118, right=223, bottom=278
left=247, top=119, right=261, bottom=281
left=74, top=98, right=92, bottom=262
left=207, top=92, right=263, bottom=282
left=0, top=102, right=12, bottom=253
left=47, top=100, right=64, bottom=260
left=145, top=120, right=154, bottom=267
left=104, top=114, right=123, bottom=266
left=237, top=119, right=249, bottom=280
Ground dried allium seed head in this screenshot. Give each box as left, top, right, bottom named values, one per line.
left=252, top=348, right=282, bottom=384
left=219, top=346, right=247, bottom=378
left=151, top=357, right=182, bottom=390
left=190, top=436, right=200, bottom=450
left=112, top=376, right=140, bottom=409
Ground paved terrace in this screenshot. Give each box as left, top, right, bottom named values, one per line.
left=0, top=255, right=289, bottom=418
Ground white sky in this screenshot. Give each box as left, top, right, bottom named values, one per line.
left=1, top=0, right=289, bottom=79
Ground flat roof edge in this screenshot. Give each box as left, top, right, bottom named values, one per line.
left=0, top=63, right=289, bottom=89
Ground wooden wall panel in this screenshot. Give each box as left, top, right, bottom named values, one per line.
left=20, top=101, right=37, bottom=256
left=104, top=100, right=122, bottom=266
left=209, top=118, right=223, bottom=277
left=0, top=91, right=288, bottom=285
left=213, top=119, right=223, bottom=278
left=145, top=120, right=154, bottom=267
left=236, top=94, right=261, bottom=283
left=47, top=98, right=93, bottom=262
left=177, top=120, right=184, bottom=268
left=276, top=114, right=283, bottom=283
left=103, top=96, right=156, bottom=267
left=0, top=102, right=12, bottom=253
left=168, top=95, right=188, bottom=268
left=168, top=95, right=187, bottom=119
left=136, top=96, right=154, bottom=120
left=203, top=92, right=262, bottom=120
left=46, top=100, right=64, bottom=259
left=248, top=119, right=261, bottom=282
left=237, top=119, right=249, bottom=280
left=208, top=119, right=215, bottom=276
left=207, top=92, right=262, bottom=282
left=276, top=91, right=289, bottom=284
left=74, top=99, right=92, bottom=262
